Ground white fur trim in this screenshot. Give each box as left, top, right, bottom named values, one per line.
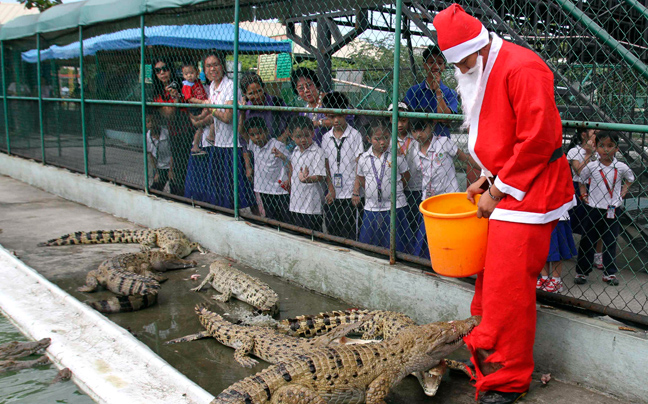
left=494, top=176, right=526, bottom=201
left=467, top=34, right=502, bottom=178
left=490, top=197, right=577, bottom=224
left=441, top=26, right=490, bottom=63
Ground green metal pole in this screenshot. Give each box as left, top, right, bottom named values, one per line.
left=555, top=0, right=648, bottom=81
left=37, top=34, right=45, bottom=163
left=80, top=26, right=88, bottom=176
left=622, top=0, right=648, bottom=19
left=389, top=0, right=403, bottom=264
left=141, top=15, right=149, bottom=194
left=1, top=41, right=10, bottom=155
left=232, top=0, right=241, bottom=218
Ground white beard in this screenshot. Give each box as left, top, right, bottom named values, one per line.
left=454, top=55, right=484, bottom=130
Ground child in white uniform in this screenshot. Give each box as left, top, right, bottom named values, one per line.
left=245, top=117, right=290, bottom=223
left=353, top=120, right=411, bottom=252
left=575, top=131, right=634, bottom=286
left=274, top=116, right=326, bottom=231
left=411, top=119, right=460, bottom=258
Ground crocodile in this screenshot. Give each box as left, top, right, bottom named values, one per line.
left=78, top=251, right=196, bottom=313
left=38, top=227, right=207, bottom=258
left=212, top=315, right=480, bottom=404
left=192, top=258, right=279, bottom=315
left=171, top=306, right=361, bottom=368
left=0, top=355, right=50, bottom=373
left=0, top=338, right=50, bottom=360
left=281, top=309, right=475, bottom=397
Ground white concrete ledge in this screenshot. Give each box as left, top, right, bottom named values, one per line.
left=0, top=244, right=214, bottom=404
left=1, top=153, right=647, bottom=403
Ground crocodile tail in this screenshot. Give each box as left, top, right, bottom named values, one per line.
left=38, top=229, right=143, bottom=246
left=279, top=309, right=372, bottom=338
left=88, top=291, right=158, bottom=313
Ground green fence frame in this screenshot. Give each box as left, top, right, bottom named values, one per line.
left=0, top=0, right=647, bottom=325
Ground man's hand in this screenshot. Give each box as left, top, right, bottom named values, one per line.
left=298, top=166, right=310, bottom=183
left=429, top=71, right=441, bottom=91
left=246, top=166, right=254, bottom=182
left=467, top=176, right=488, bottom=203
left=476, top=183, right=504, bottom=219
left=352, top=194, right=361, bottom=207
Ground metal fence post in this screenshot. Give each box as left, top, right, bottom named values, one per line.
left=232, top=0, right=241, bottom=218
left=141, top=14, right=149, bottom=194
left=37, top=34, right=45, bottom=163
left=389, top=0, right=404, bottom=264
left=1, top=41, right=9, bottom=155
left=79, top=26, right=88, bottom=176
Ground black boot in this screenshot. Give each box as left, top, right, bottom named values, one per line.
left=479, top=390, right=527, bottom=404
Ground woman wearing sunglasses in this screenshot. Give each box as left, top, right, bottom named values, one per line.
left=151, top=57, right=193, bottom=196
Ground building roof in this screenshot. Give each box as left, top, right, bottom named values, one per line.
left=0, top=3, right=39, bottom=26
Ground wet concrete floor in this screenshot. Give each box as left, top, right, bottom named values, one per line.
left=0, top=174, right=627, bottom=403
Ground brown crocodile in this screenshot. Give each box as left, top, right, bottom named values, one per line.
left=212, top=315, right=480, bottom=404
left=38, top=227, right=207, bottom=258
left=0, top=355, right=50, bottom=373
left=0, top=338, right=50, bottom=360
left=192, top=258, right=279, bottom=315
left=78, top=251, right=196, bottom=313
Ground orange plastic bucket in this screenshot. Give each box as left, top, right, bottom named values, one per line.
left=419, top=192, right=489, bottom=277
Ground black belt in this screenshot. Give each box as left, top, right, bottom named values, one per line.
left=479, top=147, right=564, bottom=191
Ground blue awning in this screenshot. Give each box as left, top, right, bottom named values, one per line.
left=21, top=24, right=292, bottom=63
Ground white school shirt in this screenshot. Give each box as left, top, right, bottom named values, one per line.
left=566, top=145, right=598, bottom=183
left=357, top=147, right=408, bottom=212
left=209, top=76, right=240, bottom=148
left=397, top=134, right=422, bottom=192
left=146, top=127, right=172, bottom=169
left=321, top=125, right=364, bottom=199
left=413, top=136, right=460, bottom=200
left=579, top=159, right=634, bottom=209
left=290, top=143, right=326, bottom=214
left=248, top=138, right=289, bottom=195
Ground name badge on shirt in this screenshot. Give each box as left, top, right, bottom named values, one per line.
left=607, top=205, right=616, bottom=219
left=333, top=173, right=343, bottom=189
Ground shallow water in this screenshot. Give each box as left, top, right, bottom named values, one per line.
left=0, top=315, right=93, bottom=404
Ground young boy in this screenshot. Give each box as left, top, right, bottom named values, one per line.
left=273, top=116, right=326, bottom=231
left=146, top=108, right=172, bottom=192
left=575, top=131, right=634, bottom=286
left=389, top=102, right=422, bottom=249
left=244, top=117, right=290, bottom=223
left=353, top=120, right=411, bottom=252
left=321, top=92, right=365, bottom=240
left=410, top=118, right=460, bottom=258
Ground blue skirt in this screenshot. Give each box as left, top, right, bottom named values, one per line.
left=184, top=147, right=216, bottom=205
left=211, top=146, right=255, bottom=210
left=359, top=208, right=411, bottom=253
left=547, top=220, right=577, bottom=262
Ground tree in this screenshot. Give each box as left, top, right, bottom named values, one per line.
left=19, top=0, right=62, bottom=12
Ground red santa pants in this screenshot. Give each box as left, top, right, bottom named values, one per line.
left=464, top=219, right=555, bottom=394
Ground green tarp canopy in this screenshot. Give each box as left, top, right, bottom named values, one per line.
left=0, top=0, right=218, bottom=41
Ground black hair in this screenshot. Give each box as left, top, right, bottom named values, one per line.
left=243, top=117, right=268, bottom=133
left=240, top=73, right=265, bottom=94
left=595, top=130, right=619, bottom=146
left=288, top=115, right=314, bottom=133
left=290, top=67, right=320, bottom=96
left=151, top=57, right=181, bottom=98
left=368, top=119, right=390, bottom=138
left=181, top=60, right=198, bottom=69
left=422, top=45, right=445, bottom=63
left=410, top=118, right=433, bottom=131
left=202, top=51, right=227, bottom=85
left=322, top=91, right=350, bottom=110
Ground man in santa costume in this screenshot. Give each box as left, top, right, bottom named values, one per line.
left=433, top=4, right=575, bottom=404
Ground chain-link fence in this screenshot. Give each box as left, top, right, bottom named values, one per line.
left=1, top=0, right=647, bottom=325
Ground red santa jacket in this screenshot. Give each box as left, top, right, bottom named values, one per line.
left=468, top=35, right=575, bottom=224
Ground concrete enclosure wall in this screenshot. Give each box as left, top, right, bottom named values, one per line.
left=1, top=153, right=646, bottom=402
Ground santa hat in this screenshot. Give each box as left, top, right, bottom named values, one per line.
left=432, top=4, right=489, bottom=64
